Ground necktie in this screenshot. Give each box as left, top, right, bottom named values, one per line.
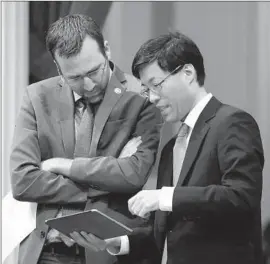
left=161, top=122, right=190, bottom=264
left=173, top=123, right=190, bottom=185
left=74, top=98, right=87, bottom=138
left=59, top=98, right=95, bottom=246
left=74, top=98, right=94, bottom=158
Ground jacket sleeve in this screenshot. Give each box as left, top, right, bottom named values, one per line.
left=70, top=100, right=162, bottom=193
left=10, top=88, right=88, bottom=204
left=172, top=111, right=264, bottom=216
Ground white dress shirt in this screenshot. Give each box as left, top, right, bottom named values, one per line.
left=110, top=93, right=213, bottom=256
left=159, top=93, right=213, bottom=211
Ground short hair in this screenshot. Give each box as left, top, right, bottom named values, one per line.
left=132, top=31, right=206, bottom=86
left=46, top=14, right=105, bottom=59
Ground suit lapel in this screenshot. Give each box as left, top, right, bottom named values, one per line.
left=176, top=97, right=222, bottom=186
left=56, top=80, right=75, bottom=158
left=89, top=65, right=126, bottom=157
left=157, top=138, right=175, bottom=189
left=155, top=139, right=175, bottom=249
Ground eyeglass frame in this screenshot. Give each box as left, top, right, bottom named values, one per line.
left=57, top=59, right=108, bottom=88
left=140, top=64, right=184, bottom=98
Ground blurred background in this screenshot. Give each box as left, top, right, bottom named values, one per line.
left=2, top=1, right=270, bottom=263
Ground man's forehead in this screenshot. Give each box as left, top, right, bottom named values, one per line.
left=55, top=47, right=104, bottom=76
left=139, top=62, right=166, bottom=83
left=55, top=36, right=103, bottom=62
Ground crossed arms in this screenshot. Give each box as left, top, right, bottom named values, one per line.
left=10, top=88, right=161, bottom=204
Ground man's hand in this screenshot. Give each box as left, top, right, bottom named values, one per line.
left=41, top=158, right=73, bottom=176
left=128, top=190, right=161, bottom=218
left=119, top=136, right=142, bottom=158
left=41, top=136, right=142, bottom=175
left=70, top=232, right=121, bottom=253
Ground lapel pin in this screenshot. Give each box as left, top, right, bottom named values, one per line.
left=114, top=88, right=121, bottom=94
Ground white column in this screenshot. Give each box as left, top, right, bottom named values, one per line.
left=257, top=2, right=270, bottom=227
left=2, top=2, right=29, bottom=264
left=2, top=2, right=29, bottom=196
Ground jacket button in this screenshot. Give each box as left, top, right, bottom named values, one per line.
left=40, top=231, right=46, bottom=238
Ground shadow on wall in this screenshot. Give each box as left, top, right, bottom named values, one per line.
left=29, top=1, right=112, bottom=84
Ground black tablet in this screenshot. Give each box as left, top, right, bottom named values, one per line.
left=45, top=209, right=133, bottom=239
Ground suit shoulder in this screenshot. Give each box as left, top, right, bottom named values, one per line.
left=124, top=72, right=143, bottom=94
left=119, top=72, right=147, bottom=104
left=217, top=103, right=242, bottom=116
left=216, top=103, right=257, bottom=124
left=27, top=76, right=61, bottom=95
left=213, top=103, right=261, bottom=138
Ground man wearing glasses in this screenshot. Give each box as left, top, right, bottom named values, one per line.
left=10, top=14, right=161, bottom=264
left=71, top=31, right=264, bottom=264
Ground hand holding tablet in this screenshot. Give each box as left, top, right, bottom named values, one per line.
left=45, top=209, right=133, bottom=240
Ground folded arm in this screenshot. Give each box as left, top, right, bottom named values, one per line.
left=10, top=89, right=88, bottom=204
left=46, top=101, right=161, bottom=193
left=70, top=102, right=161, bottom=193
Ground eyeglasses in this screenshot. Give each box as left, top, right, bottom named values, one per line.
left=140, top=64, right=184, bottom=98
left=64, top=60, right=108, bottom=88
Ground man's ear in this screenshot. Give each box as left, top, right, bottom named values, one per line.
left=104, top=40, right=111, bottom=60
left=54, top=60, right=60, bottom=74
left=183, top=64, right=195, bottom=84
left=54, top=60, right=65, bottom=83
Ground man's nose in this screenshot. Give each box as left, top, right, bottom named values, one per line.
left=84, top=77, right=95, bottom=91
left=149, top=91, right=160, bottom=104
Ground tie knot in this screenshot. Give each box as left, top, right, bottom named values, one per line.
left=177, top=123, right=189, bottom=138
left=75, top=97, right=87, bottom=110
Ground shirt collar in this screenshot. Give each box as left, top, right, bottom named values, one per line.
left=73, top=60, right=113, bottom=103
left=184, top=93, right=213, bottom=130
left=73, top=92, right=81, bottom=103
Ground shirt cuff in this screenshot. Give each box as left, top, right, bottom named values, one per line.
left=107, top=236, right=130, bottom=256
left=159, top=187, right=174, bottom=211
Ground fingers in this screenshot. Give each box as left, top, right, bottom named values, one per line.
left=40, top=161, right=45, bottom=170
left=142, top=212, right=151, bottom=219
left=128, top=191, right=154, bottom=219
left=133, top=204, right=148, bottom=218
left=133, top=136, right=142, bottom=148
left=119, top=136, right=142, bottom=158
left=60, top=234, right=75, bottom=247
left=40, top=160, right=49, bottom=171
left=81, top=232, right=107, bottom=251
left=40, top=158, right=56, bottom=172
left=70, top=232, right=106, bottom=252
left=139, top=208, right=151, bottom=219
left=70, top=232, right=89, bottom=249
left=129, top=136, right=141, bottom=143
left=128, top=191, right=142, bottom=209
left=128, top=191, right=144, bottom=216
left=132, top=136, right=142, bottom=145
left=124, top=137, right=142, bottom=150
left=127, top=136, right=142, bottom=147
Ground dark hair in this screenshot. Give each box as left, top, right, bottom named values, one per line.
left=132, top=31, right=206, bottom=86
left=46, top=14, right=105, bottom=59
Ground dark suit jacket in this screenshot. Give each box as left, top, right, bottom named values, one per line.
left=10, top=64, right=162, bottom=264
left=126, top=97, right=264, bottom=264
